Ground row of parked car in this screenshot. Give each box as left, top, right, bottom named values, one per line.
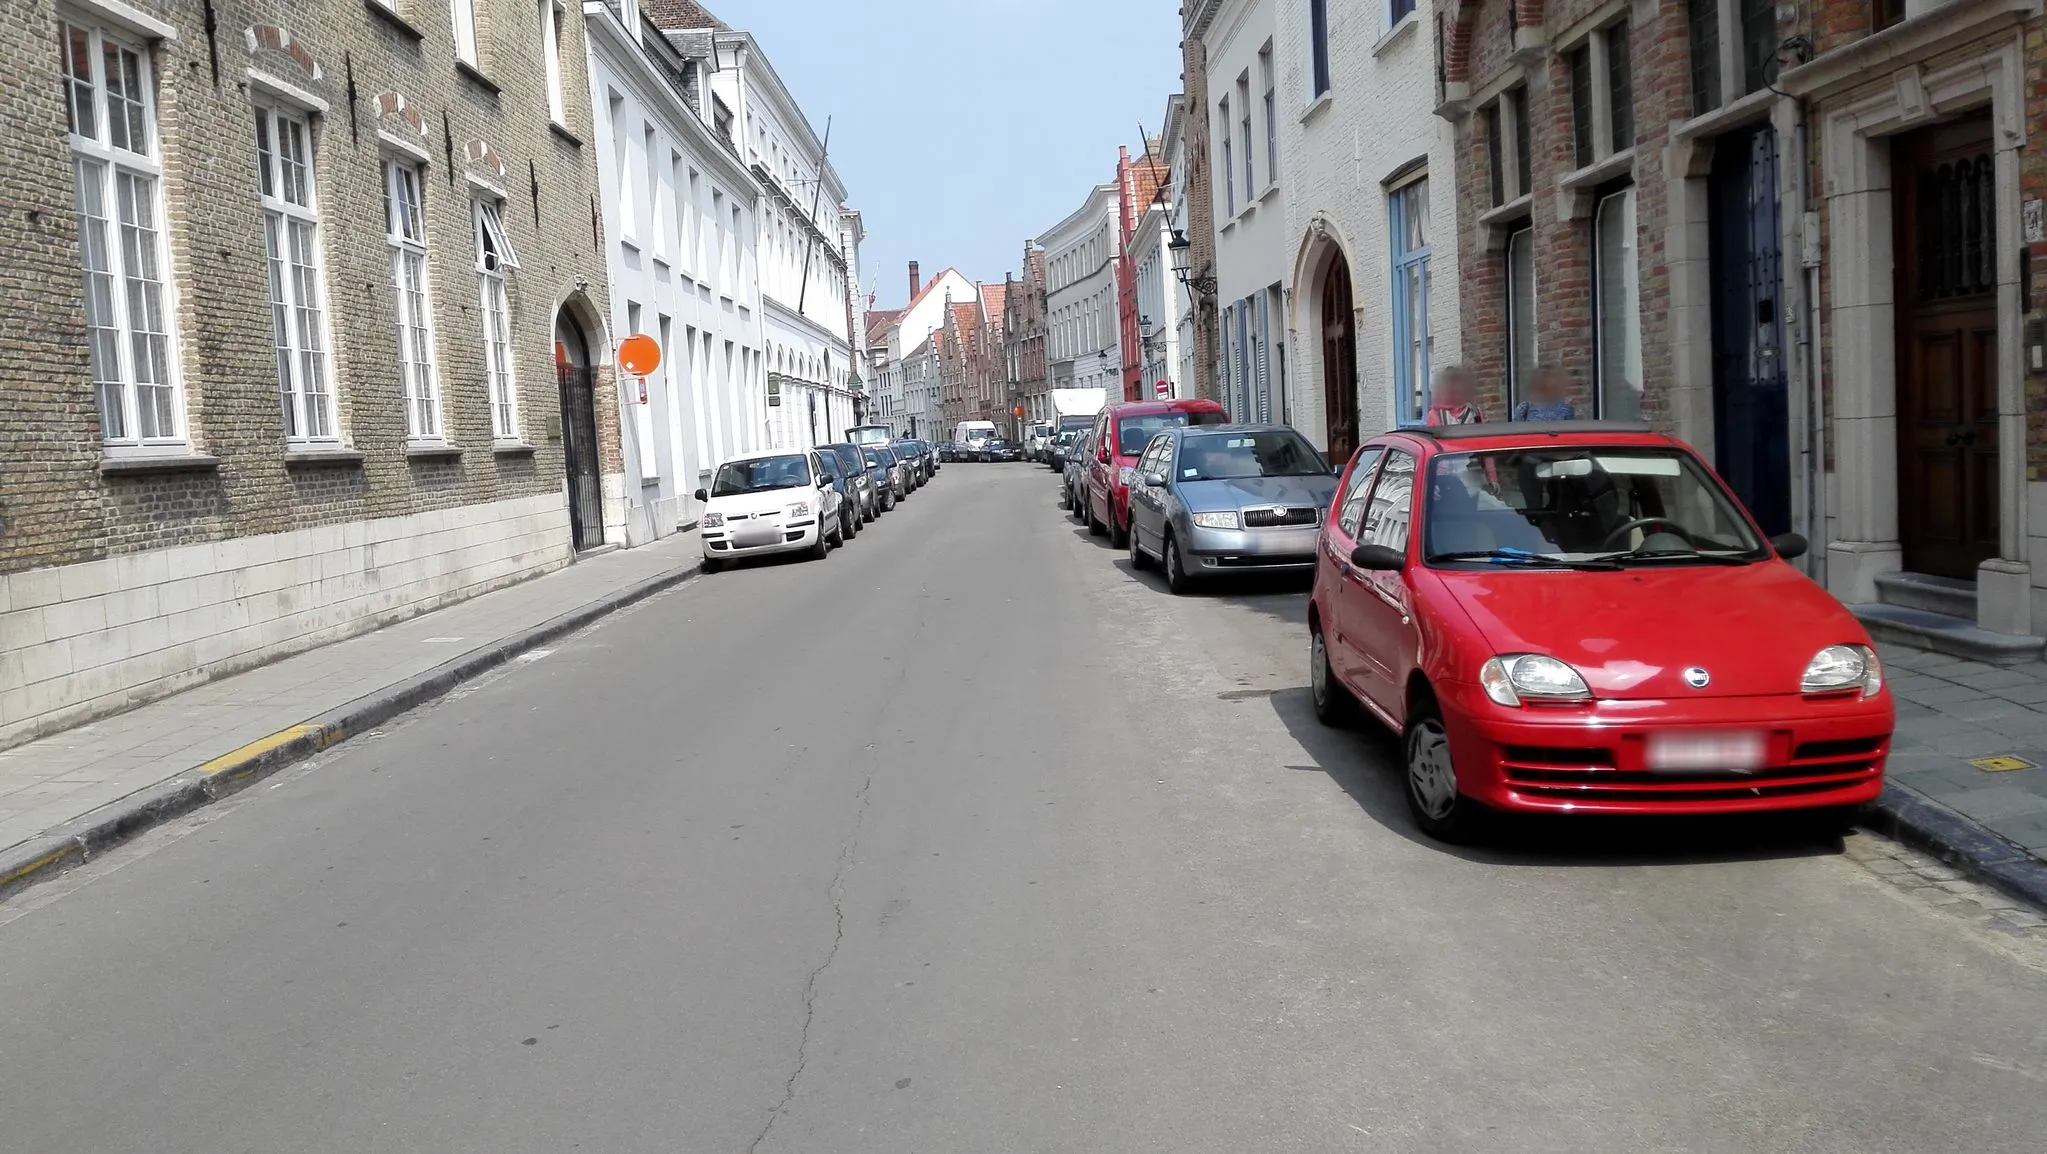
left=693, top=438, right=939, bottom=572
left=1043, top=399, right=1896, bottom=847
left=937, top=439, right=1023, bottom=463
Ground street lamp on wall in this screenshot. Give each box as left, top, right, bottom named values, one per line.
left=1167, top=229, right=1216, bottom=298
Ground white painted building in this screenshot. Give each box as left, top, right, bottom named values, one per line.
left=710, top=31, right=862, bottom=450
left=866, top=263, right=977, bottom=439
left=1162, top=97, right=1199, bottom=402
left=1039, top=182, right=1122, bottom=403
left=1131, top=100, right=1185, bottom=398
left=1275, top=0, right=1459, bottom=461
left=1197, top=0, right=1290, bottom=427
left=586, top=1, right=766, bottom=547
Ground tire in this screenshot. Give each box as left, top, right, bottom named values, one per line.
left=845, top=508, right=859, bottom=539
left=1309, top=623, right=1353, bottom=726
left=1162, top=531, right=1193, bottom=594
left=1108, top=507, right=1129, bottom=549
left=699, top=556, right=723, bottom=574
left=1128, top=519, right=1151, bottom=570
left=809, top=527, right=831, bottom=561
left=1403, top=699, right=1489, bottom=844
left=1087, top=500, right=1106, bottom=537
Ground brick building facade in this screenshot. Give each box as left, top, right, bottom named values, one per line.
left=1004, top=247, right=1048, bottom=438
left=1439, top=0, right=2047, bottom=647
left=0, top=0, right=610, bottom=746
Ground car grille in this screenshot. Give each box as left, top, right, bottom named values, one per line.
left=1499, top=732, right=1885, bottom=802
left=1241, top=506, right=1320, bottom=528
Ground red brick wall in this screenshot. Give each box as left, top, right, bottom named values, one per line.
left=1452, top=0, right=1692, bottom=424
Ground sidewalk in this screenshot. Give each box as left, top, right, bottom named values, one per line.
left=0, top=530, right=702, bottom=897
left=1875, top=643, right=2047, bottom=908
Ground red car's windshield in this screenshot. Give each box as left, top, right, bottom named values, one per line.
left=1421, top=447, right=1767, bottom=566
left=1114, top=411, right=1225, bottom=456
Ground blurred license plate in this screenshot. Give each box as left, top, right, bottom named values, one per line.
left=1647, top=731, right=1765, bottom=772
left=732, top=526, right=778, bottom=547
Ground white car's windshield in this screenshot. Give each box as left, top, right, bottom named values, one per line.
left=712, top=455, right=810, bottom=496
left=1422, top=448, right=1766, bottom=568
left=1176, top=431, right=1328, bottom=481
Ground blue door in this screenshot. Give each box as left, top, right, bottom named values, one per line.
left=1708, top=127, right=1791, bottom=537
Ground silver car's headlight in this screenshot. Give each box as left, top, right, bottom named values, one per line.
left=1479, top=654, right=1592, bottom=706
left=1803, top=644, right=1882, bottom=696
left=1191, top=510, right=1240, bottom=530
left=786, top=501, right=810, bottom=519
left=701, top=511, right=724, bottom=528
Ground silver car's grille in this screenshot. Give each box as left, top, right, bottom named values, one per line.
left=1242, top=506, right=1320, bottom=528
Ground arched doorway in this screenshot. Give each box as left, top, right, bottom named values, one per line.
left=1320, top=255, right=1359, bottom=467
left=555, top=310, right=603, bottom=551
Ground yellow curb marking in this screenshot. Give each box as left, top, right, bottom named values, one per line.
left=196, top=723, right=340, bottom=777
left=0, top=845, right=80, bottom=888
left=1969, top=755, right=2035, bottom=773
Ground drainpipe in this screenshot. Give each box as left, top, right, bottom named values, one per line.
left=1792, top=92, right=1824, bottom=585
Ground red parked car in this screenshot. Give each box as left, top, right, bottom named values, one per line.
left=1084, top=398, right=1228, bottom=547
left=1308, top=420, right=1892, bottom=843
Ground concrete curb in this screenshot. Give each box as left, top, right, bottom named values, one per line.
left=0, top=559, right=700, bottom=901
left=1867, top=783, right=2047, bottom=913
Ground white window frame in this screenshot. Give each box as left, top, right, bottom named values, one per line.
left=256, top=102, right=337, bottom=443
left=1505, top=226, right=1537, bottom=411
left=450, top=0, right=479, bottom=66
left=1566, top=18, right=1634, bottom=172
left=1260, top=44, right=1278, bottom=189
left=1485, top=87, right=1534, bottom=206
left=1592, top=186, right=1642, bottom=419
left=383, top=159, right=443, bottom=441
left=1219, top=95, right=1235, bottom=215
left=63, top=17, right=186, bottom=449
left=540, top=0, right=567, bottom=125
left=1237, top=71, right=1254, bottom=203
left=474, top=197, right=521, bottom=440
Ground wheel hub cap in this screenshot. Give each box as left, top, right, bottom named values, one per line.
left=1408, top=721, right=1457, bottom=820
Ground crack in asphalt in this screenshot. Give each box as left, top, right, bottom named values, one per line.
left=748, top=767, right=875, bottom=1154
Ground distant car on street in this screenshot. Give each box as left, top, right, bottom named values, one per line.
left=1084, top=398, right=1230, bottom=548
left=891, top=440, right=932, bottom=486
left=1125, top=424, right=1339, bottom=594
left=1061, top=429, right=1095, bottom=517
left=938, top=442, right=962, bottom=463
left=695, top=449, right=843, bottom=570
left=819, top=442, right=879, bottom=523
left=1308, top=420, right=1893, bottom=844
left=812, top=446, right=864, bottom=542
left=983, top=438, right=1021, bottom=462
left=863, top=444, right=908, bottom=504
left=1047, top=429, right=1078, bottom=471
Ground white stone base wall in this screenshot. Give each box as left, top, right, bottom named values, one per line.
left=0, top=494, right=574, bottom=750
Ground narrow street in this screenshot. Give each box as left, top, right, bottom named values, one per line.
left=2, top=466, right=2043, bottom=1153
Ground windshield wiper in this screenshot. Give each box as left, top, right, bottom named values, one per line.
left=1598, top=548, right=1753, bottom=567
left=1427, top=549, right=1619, bottom=571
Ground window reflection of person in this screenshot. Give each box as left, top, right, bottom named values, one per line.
left=1512, top=364, right=1577, bottom=422
left=1425, top=365, right=1484, bottom=426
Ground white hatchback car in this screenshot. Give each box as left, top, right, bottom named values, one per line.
left=695, top=449, right=844, bottom=571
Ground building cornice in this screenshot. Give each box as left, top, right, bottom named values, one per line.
left=1037, top=183, right=1118, bottom=250
left=1776, top=0, right=2040, bottom=99
left=715, top=31, right=848, bottom=202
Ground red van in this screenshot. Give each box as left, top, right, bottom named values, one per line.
left=1084, top=398, right=1228, bottom=547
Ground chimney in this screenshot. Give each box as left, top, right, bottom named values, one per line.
left=908, top=261, right=922, bottom=299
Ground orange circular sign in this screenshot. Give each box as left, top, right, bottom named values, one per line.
left=617, top=333, right=661, bottom=376
left=1012, top=405, right=1025, bottom=418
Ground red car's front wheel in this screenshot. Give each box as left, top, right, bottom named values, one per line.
left=1403, top=700, right=1489, bottom=844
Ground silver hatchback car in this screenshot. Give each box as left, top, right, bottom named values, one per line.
left=1124, top=423, right=1338, bottom=593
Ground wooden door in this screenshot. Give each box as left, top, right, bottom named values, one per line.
left=1321, top=257, right=1359, bottom=467
left=1894, top=115, right=2000, bottom=580
left=555, top=312, right=604, bottom=552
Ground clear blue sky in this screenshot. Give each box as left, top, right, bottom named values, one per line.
left=718, top=0, right=1183, bottom=311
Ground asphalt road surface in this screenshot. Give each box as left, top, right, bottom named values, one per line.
left=3, top=465, right=2045, bottom=1153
